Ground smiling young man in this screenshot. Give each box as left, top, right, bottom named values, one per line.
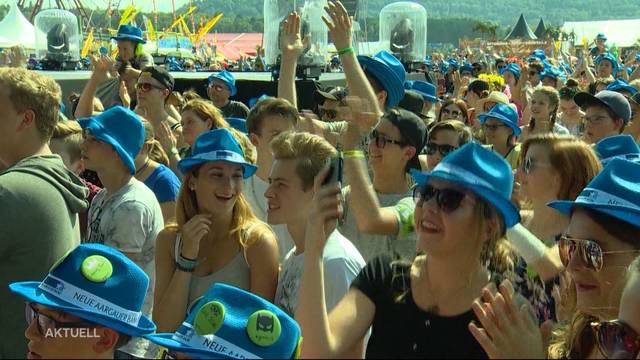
left=79, top=106, right=163, bottom=358
left=244, top=97, right=299, bottom=259
left=574, top=90, right=631, bottom=144
left=264, top=131, right=365, bottom=319
left=0, top=68, right=89, bottom=358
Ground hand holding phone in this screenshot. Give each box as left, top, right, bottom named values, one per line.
left=322, top=153, right=343, bottom=186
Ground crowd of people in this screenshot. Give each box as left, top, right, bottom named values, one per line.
left=2, top=1, right=640, bottom=359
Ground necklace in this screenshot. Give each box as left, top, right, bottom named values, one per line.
left=135, top=159, right=151, bottom=177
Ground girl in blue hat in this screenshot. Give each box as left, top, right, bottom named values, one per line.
left=296, top=140, right=523, bottom=358
left=468, top=158, right=640, bottom=358
left=153, top=128, right=279, bottom=334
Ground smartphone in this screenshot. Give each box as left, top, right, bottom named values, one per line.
left=322, top=154, right=343, bottom=186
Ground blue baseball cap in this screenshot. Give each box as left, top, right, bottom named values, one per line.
left=411, top=142, right=520, bottom=228
left=226, top=117, right=248, bottom=134
left=595, top=134, right=640, bottom=165
left=357, top=50, right=406, bottom=108
left=548, top=158, right=640, bottom=228
left=111, top=24, right=146, bottom=44
left=596, top=33, right=607, bottom=41
left=145, top=283, right=302, bottom=359
left=78, top=106, right=144, bottom=175
left=405, top=80, right=439, bottom=103
left=595, top=53, right=618, bottom=74
left=9, top=244, right=155, bottom=337
left=208, top=70, right=237, bottom=97
left=178, top=128, right=257, bottom=177
left=500, top=63, right=521, bottom=81
left=606, top=78, right=639, bottom=96
left=478, top=103, right=522, bottom=136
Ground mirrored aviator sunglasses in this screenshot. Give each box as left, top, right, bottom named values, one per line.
left=413, top=184, right=466, bottom=213
left=591, top=320, right=640, bottom=359
left=558, top=235, right=640, bottom=272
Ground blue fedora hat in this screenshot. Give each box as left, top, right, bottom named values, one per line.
left=226, top=117, right=248, bottom=134
left=78, top=106, right=144, bottom=175
left=595, top=53, right=618, bottom=73
left=111, top=24, right=146, bottom=44
left=596, top=33, right=608, bottom=41
left=606, top=78, right=639, bottom=96
left=178, top=128, right=257, bottom=177
left=447, top=58, right=459, bottom=70
left=500, top=63, right=521, bottom=81
left=406, top=80, right=439, bottom=103
left=357, top=50, right=406, bottom=108
left=548, top=158, right=640, bottom=228
left=9, top=244, right=155, bottom=336
left=411, top=142, right=520, bottom=228
left=208, top=70, right=237, bottom=97
left=460, top=62, right=474, bottom=74
left=595, top=134, right=640, bottom=165
left=145, top=283, right=301, bottom=359
left=478, top=103, right=522, bottom=136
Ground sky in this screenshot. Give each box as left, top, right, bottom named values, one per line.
left=2, top=0, right=191, bottom=13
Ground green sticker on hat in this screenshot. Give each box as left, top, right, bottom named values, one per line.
left=247, top=310, right=281, bottom=347
left=194, top=301, right=225, bottom=336
left=80, top=255, right=113, bottom=283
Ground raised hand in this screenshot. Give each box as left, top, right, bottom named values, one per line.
left=180, top=214, right=212, bottom=259
left=90, top=54, right=115, bottom=82
left=156, top=121, right=178, bottom=155
left=304, top=165, right=343, bottom=256
left=119, top=80, right=131, bottom=108
left=468, top=279, right=550, bottom=359
left=280, top=12, right=306, bottom=59
left=322, top=1, right=352, bottom=50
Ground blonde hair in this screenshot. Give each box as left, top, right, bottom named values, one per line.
left=0, top=68, right=62, bottom=140
left=246, top=97, right=299, bottom=135
left=141, top=120, right=170, bottom=166
left=270, top=131, right=337, bottom=190
left=51, top=120, right=83, bottom=164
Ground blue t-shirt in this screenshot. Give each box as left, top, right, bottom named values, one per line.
left=143, top=164, right=181, bottom=203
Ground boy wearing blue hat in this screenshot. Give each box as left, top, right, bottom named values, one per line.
left=0, top=69, right=90, bottom=358
left=406, top=80, right=439, bottom=116
left=595, top=53, right=617, bottom=79
left=590, top=33, right=609, bottom=57
left=207, top=70, right=250, bottom=119
left=575, top=90, right=631, bottom=143
left=111, top=24, right=154, bottom=79
left=9, top=243, right=156, bottom=359
left=79, top=106, right=164, bottom=357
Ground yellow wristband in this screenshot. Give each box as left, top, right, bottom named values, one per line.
left=344, top=150, right=365, bottom=158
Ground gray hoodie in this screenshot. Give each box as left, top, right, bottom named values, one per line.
left=0, top=155, right=88, bottom=358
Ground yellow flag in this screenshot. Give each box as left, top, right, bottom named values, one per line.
left=119, top=5, right=136, bottom=26
left=581, top=36, right=589, bottom=48
left=554, top=40, right=561, bottom=52
left=81, top=29, right=94, bottom=58
left=194, top=13, right=223, bottom=45
left=146, top=18, right=156, bottom=41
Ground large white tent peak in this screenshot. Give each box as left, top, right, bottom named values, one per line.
left=0, top=2, right=36, bottom=49
left=563, top=19, right=640, bottom=47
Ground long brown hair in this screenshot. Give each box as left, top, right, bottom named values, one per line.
left=520, top=134, right=602, bottom=200
left=529, top=86, right=560, bottom=131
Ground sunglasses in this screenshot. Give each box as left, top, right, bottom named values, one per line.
left=135, top=82, right=165, bottom=92
left=558, top=235, right=640, bottom=271
left=497, top=64, right=507, bottom=70
left=369, top=129, right=405, bottom=149
left=424, top=142, right=457, bottom=157
left=413, top=184, right=467, bottom=213
left=441, top=108, right=462, bottom=118
left=519, top=157, right=552, bottom=175
left=25, top=302, right=94, bottom=337
left=482, top=123, right=508, bottom=132
left=592, top=320, right=640, bottom=359
left=319, top=108, right=338, bottom=120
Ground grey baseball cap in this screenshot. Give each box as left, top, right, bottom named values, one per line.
left=574, top=90, right=632, bottom=123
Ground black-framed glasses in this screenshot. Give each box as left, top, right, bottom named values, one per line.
left=25, top=302, right=94, bottom=337
left=424, top=142, right=457, bottom=157
left=519, top=157, right=552, bottom=175
left=592, top=320, right=640, bottom=359
left=482, top=123, right=508, bottom=132
left=558, top=235, right=640, bottom=272
left=135, top=82, right=166, bottom=92
left=441, top=108, right=462, bottom=118
left=369, top=129, right=405, bottom=149
left=413, top=184, right=467, bottom=213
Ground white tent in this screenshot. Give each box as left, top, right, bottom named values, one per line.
left=562, top=19, right=640, bottom=47
left=0, top=2, right=36, bottom=49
